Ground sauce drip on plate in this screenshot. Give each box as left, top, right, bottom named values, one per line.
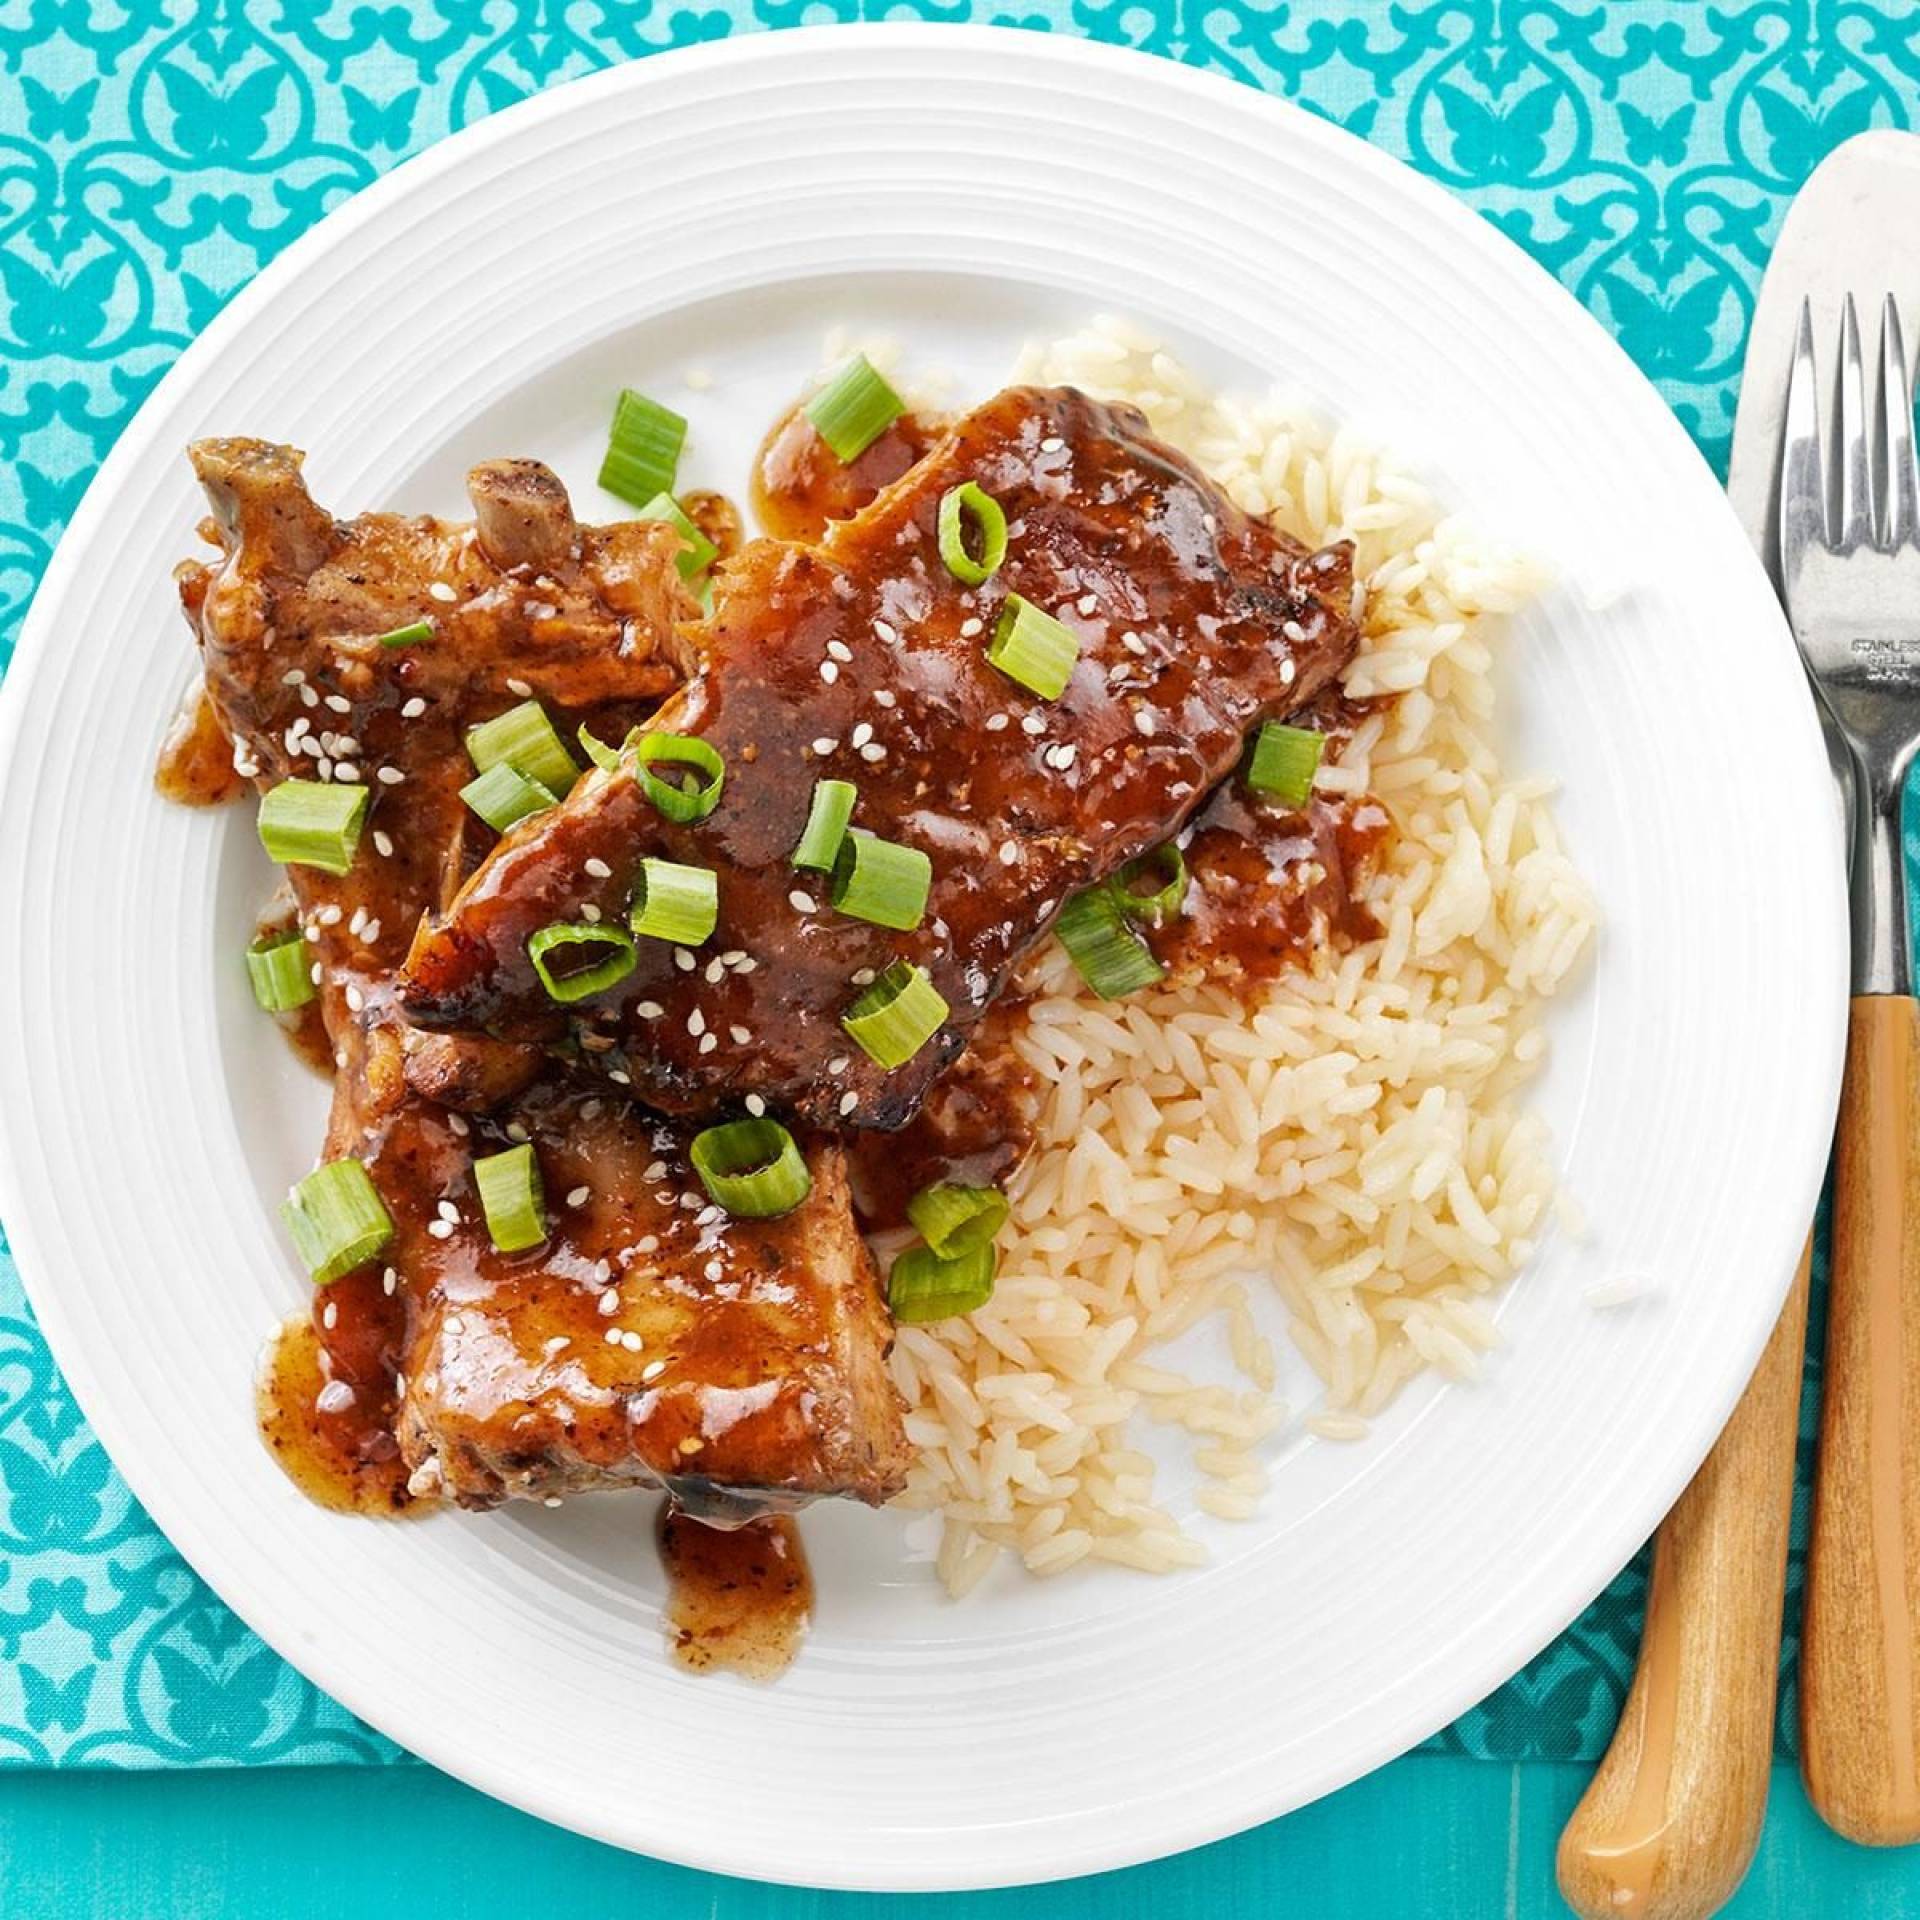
left=750, top=403, right=937, bottom=545
left=154, top=682, right=244, bottom=807
left=659, top=1509, right=812, bottom=1680
left=256, top=1305, right=412, bottom=1516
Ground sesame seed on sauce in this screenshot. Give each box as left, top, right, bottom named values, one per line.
left=401, top=696, right=427, bottom=719
left=859, top=743, right=886, bottom=763
left=446, top=1112, right=469, bottom=1136
left=376, top=766, right=405, bottom=785
left=819, top=660, right=839, bottom=684
left=636, top=1000, right=664, bottom=1019
left=644, top=1160, right=668, bottom=1180
left=1040, top=435, right=1065, bottom=453
left=507, top=1122, right=531, bottom=1142
left=349, top=907, right=367, bottom=935
left=543, top=1496, right=564, bottom=1509
left=851, top=967, right=875, bottom=986
left=985, top=713, right=1009, bottom=733
left=325, top=693, right=352, bottom=715
left=584, top=857, right=612, bottom=879
left=826, top=639, right=853, bottom=663
left=282, top=669, right=306, bottom=686
left=300, top=685, right=319, bottom=708
left=745, top=1094, right=766, bottom=1116
left=568, top=1185, right=590, bottom=1207
left=319, top=904, right=344, bottom=926
left=704, top=1259, right=724, bottom=1282
left=308, top=962, right=323, bottom=985
left=643, top=1358, right=668, bottom=1383
left=1122, top=631, right=1148, bottom=655
left=608, top=1069, right=631, bottom=1085
left=1021, top=713, right=1046, bottom=736
left=505, top=677, right=532, bottom=697
left=437, top=1200, right=460, bottom=1223
left=544, top=1335, right=570, bottom=1354
left=687, top=1008, right=707, bottom=1037
left=427, top=1219, right=454, bottom=1240
left=598, top=1288, right=620, bottom=1315
left=959, top=617, right=983, bottom=639
left=1076, top=593, right=1098, bottom=616
left=603, top=1327, right=622, bottom=1345
left=729, top=1025, right=751, bottom=1045
left=580, top=903, right=602, bottom=923
left=704, top=958, right=725, bottom=984
left=428, top=582, right=457, bottom=603
left=838, top=1090, right=859, bottom=1117
left=382, top=1267, right=398, bottom=1295
left=322, top=1300, right=338, bottom=1331
left=1279, top=657, right=1297, bottom=686
left=734, top=956, right=758, bottom=973
left=1134, top=710, right=1157, bottom=736
left=344, top=984, right=365, bottom=1013
left=874, top=619, right=899, bottom=644
left=373, top=830, right=394, bottom=857
left=827, top=1055, right=850, bottom=1075
left=331, top=761, right=357, bottom=785
left=316, top=756, right=334, bottom=781
left=698, top=1033, right=718, bottom=1054
left=874, top=689, right=897, bottom=708
left=850, top=722, right=873, bottom=749
left=679, top=1437, right=704, bottom=1457
left=811, top=737, right=838, bottom=756
left=720, top=949, right=746, bottom=965
left=789, top=889, right=817, bottom=914
left=999, top=841, right=1019, bottom=865
left=1047, top=743, right=1077, bottom=771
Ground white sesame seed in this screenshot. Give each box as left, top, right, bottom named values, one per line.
left=401, top=696, right=427, bottom=719
left=604, top=1327, right=622, bottom=1345
left=851, top=967, right=875, bottom=986
left=745, top=1094, right=766, bottom=1116
left=446, top=1112, right=468, bottom=1136
left=985, top=713, right=1009, bottom=732
left=1202, top=512, right=1217, bottom=534
left=319, top=904, right=344, bottom=926
left=874, top=619, right=899, bottom=644
left=680, top=1191, right=702, bottom=1211
left=505, top=677, right=531, bottom=697
left=789, top=889, right=817, bottom=914
left=568, top=1185, right=590, bottom=1208
left=1040, top=435, right=1064, bottom=452
left=1280, top=657, right=1297, bottom=686
left=598, top=1288, right=620, bottom=1315
left=580, top=903, right=602, bottom=923
left=1135, top=710, right=1157, bottom=737
left=735, top=956, right=758, bottom=973
left=687, top=1008, right=706, bottom=1037
left=608, top=1069, right=631, bottom=1085
left=673, top=947, right=696, bottom=972
left=321, top=1300, right=338, bottom=1332
left=696, top=1204, right=724, bottom=1228
left=1076, top=593, right=1098, bottom=616
left=1050, top=743, right=1078, bottom=770
left=316, top=756, right=334, bottom=781
left=839, top=1090, right=859, bottom=1116
left=636, top=1000, right=664, bottom=1019
left=704, top=958, right=724, bottom=984
left=376, top=766, right=405, bottom=785
left=704, top=1258, right=723, bottom=1282
left=642, top=1359, right=667, bottom=1382
left=874, top=689, right=897, bottom=708
left=429, top=582, right=457, bottom=603
left=361, top=919, right=381, bottom=944
left=1021, top=713, right=1046, bottom=736
left=543, top=1496, right=564, bottom=1509
left=819, top=660, right=839, bottom=684
left=859, top=743, right=886, bottom=763
left=330, top=761, right=357, bottom=785
left=1122, top=631, right=1148, bottom=656
left=850, top=722, right=873, bottom=749
left=427, top=1219, right=454, bottom=1240
left=1281, top=618, right=1307, bottom=643
left=344, top=984, right=365, bottom=1013
left=373, top=831, right=394, bottom=857
left=698, top=1032, right=717, bottom=1054
left=585, top=857, right=612, bottom=879
left=324, top=693, right=352, bottom=715
left=382, top=1267, right=398, bottom=1295
left=959, top=617, right=983, bottom=638
left=828, top=1055, right=850, bottom=1075
left=349, top=906, right=367, bottom=935
left=444, top=1313, right=465, bottom=1335
left=544, top=1335, right=570, bottom=1354
left=811, top=737, right=838, bottom=755
left=309, top=962, right=322, bottom=984
left=282, top=669, right=306, bottom=686
left=720, top=950, right=746, bottom=965
left=645, top=1160, right=668, bottom=1180
left=300, top=685, right=319, bottom=708
left=826, top=639, right=853, bottom=663
left=729, top=1025, right=751, bottom=1045
left=437, top=1200, right=460, bottom=1223
left=507, top=1122, right=530, bottom=1143
left=316, top=1379, right=355, bottom=1415
left=999, top=840, right=1018, bottom=865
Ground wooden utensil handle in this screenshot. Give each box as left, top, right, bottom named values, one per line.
left=1556, top=1244, right=1811, bottom=1920
left=1802, top=993, right=1920, bottom=1845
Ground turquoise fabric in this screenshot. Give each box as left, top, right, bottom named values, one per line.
left=0, top=0, right=1909, bottom=1774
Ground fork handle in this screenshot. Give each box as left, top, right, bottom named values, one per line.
left=1802, top=993, right=1920, bottom=1844
left=1556, top=1244, right=1809, bottom=1920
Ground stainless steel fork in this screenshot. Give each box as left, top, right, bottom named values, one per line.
left=1780, top=294, right=1920, bottom=1846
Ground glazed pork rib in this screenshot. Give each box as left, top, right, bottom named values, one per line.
left=182, top=441, right=910, bottom=1513
left=398, top=386, right=1361, bottom=1130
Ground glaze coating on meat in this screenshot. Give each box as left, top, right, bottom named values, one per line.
left=180, top=440, right=910, bottom=1514
left=398, top=387, right=1360, bottom=1129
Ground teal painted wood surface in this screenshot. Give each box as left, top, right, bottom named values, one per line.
left=5, top=1758, right=1918, bottom=1918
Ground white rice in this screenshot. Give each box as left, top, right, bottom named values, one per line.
left=886, top=317, right=1599, bottom=1593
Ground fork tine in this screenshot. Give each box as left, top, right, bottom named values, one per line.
left=1881, top=295, right=1919, bottom=548
left=1780, top=299, right=1826, bottom=584
left=1837, top=294, right=1874, bottom=549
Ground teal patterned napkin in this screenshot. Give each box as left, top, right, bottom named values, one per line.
left=0, top=0, right=1909, bottom=1772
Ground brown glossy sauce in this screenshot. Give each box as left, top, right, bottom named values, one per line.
left=154, top=681, right=245, bottom=806
left=749, top=402, right=937, bottom=544
left=256, top=1304, right=412, bottom=1516
left=1154, top=790, right=1391, bottom=985
left=659, top=1509, right=811, bottom=1680
left=682, top=488, right=744, bottom=566
left=847, top=1000, right=1040, bottom=1232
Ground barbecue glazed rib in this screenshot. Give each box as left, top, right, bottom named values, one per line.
left=180, top=441, right=910, bottom=1514
left=398, top=386, right=1361, bottom=1130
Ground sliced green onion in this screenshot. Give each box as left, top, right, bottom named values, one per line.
left=986, top=593, right=1079, bottom=701
left=905, top=1183, right=1008, bottom=1260
left=257, top=779, right=369, bottom=876
left=373, top=620, right=433, bottom=650
left=842, top=960, right=949, bottom=1070
left=888, top=1242, right=998, bottom=1325
left=281, top=1160, right=393, bottom=1286
left=473, top=1142, right=546, bottom=1253
left=1111, top=843, right=1188, bottom=926
left=689, top=1117, right=813, bottom=1219
left=578, top=723, right=624, bottom=772
left=630, top=857, right=718, bottom=946
left=635, top=731, right=724, bottom=824
left=830, top=828, right=931, bottom=931
left=1055, top=886, right=1165, bottom=1000
left=793, top=778, right=857, bottom=871
left=527, top=921, right=637, bottom=1004
left=805, top=354, right=905, bottom=462
left=1246, top=722, right=1325, bottom=807
left=636, top=491, right=718, bottom=579
left=246, top=930, right=315, bottom=1013
left=937, top=482, right=1008, bottom=586
left=598, top=389, right=686, bottom=507
left=466, top=699, right=579, bottom=797
left=459, top=762, right=558, bottom=834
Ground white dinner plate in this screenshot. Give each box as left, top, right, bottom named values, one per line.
left=0, top=25, right=1846, bottom=1890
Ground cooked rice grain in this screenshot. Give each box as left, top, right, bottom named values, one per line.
left=891, top=318, right=1597, bottom=1591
